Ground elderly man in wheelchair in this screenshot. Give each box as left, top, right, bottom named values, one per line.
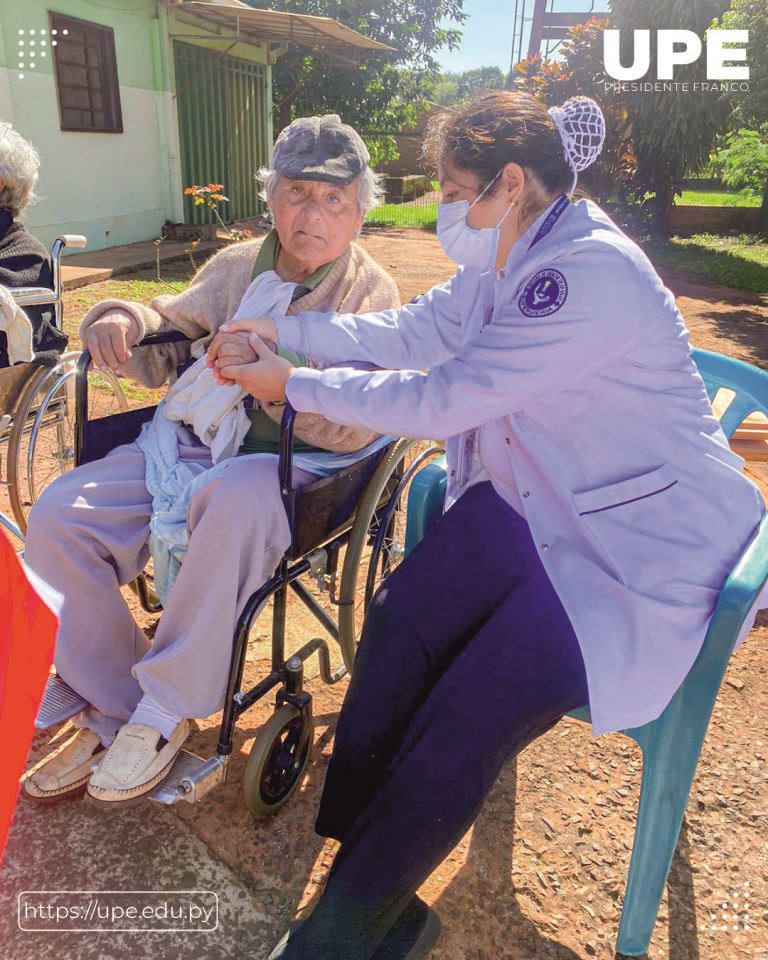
left=22, top=115, right=403, bottom=808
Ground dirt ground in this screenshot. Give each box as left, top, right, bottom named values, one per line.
left=2, top=228, right=767, bottom=960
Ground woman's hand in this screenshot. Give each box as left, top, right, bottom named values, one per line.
left=207, top=318, right=277, bottom=371
left=207, top=331, right=256, bottom=380
left=208, top=330, right=276, bottom=384
left=218, top=316, right=278, bottom=342
left=84, top=310, right=139, bottom=370
left=218, top=335, right=293, bottom=402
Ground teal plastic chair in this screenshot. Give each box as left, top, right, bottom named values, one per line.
left=403, top=349, right=768, bottom=956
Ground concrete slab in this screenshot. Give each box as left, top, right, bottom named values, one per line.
left=60, top=239, right=225, bottom=291
left=59, top=219, right=270, bottom=291
left=0, top=789, right=276, bottom=960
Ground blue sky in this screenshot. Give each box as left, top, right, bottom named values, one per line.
left=436, top=0, right=611, bottom=75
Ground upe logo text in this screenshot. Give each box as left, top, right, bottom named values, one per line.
left=604, top=30, right=749, bottom=82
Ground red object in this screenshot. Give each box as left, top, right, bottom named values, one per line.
left=0, top=532, right=57, bottom=862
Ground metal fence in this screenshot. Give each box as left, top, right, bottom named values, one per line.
left=365, top=181, right=438, bottom=230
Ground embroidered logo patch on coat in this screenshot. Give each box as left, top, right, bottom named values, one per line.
left=518, top=269, right=568, bottom=318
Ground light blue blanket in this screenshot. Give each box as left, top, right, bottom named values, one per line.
left=136, top=407, right=393, bottom=604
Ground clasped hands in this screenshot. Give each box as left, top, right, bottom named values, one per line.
left=205, top=316, right=292, bottom=403
left=84, top=311, right=291, bottom=404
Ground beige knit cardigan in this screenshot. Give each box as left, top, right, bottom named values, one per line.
left=79, top=237, right=401, bottom=452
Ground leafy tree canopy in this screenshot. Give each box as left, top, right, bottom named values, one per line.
left=516, top=2, right=738, bottom=230
left=718, top=0, right=768, bottom=127
left=514, top=18, right=633, bottom=205
left=246, top=0, right=466, bottom=165
left=608, top=0, right=733, bottom=225
left=431, top=65, right=505, bottom=105
left=712, top=128, right=768, bottom=194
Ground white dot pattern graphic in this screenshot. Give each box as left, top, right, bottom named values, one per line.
left=15, top=25, right=64, bottom=77
left=699, top=882, right=754, bottom=936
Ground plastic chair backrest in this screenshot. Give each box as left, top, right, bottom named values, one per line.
left=404, top=457, right=447, bottom=559
left=691, top=347, right=768, bottom=438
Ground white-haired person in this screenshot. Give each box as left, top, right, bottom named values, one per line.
left=0, top=121, right=67, bottom=363
left=205, top=92, right=765, bottom=959
left=23, top=115, right=400, bottom=806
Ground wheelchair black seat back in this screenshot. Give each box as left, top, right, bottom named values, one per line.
left=68, top=332, right=442, bottom=815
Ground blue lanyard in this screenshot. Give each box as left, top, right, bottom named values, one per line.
left=479, top=195, right=570, bottom=329
left=459, top=196, right=571, bottom=487
left=528, top=194, right=570, bottom=251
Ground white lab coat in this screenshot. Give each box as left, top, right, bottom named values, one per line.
left=272, top=197, right=765, bottom=735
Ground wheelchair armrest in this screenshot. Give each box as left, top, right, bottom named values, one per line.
left=76, top=331, right=192, bottom=382
left=8, top=287, right=57, bottom=307
left=136, top=331, right=193, bottom=348
left=75, top=331, right=193, bottom=459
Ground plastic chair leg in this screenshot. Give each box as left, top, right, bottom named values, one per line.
left=616, top=703, right=713, bottom=955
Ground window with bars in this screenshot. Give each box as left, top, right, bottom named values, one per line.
left=50, top=12, right=123, bottom=133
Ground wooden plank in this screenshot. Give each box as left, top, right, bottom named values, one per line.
left=733, top=424, right=768, bottom=439
left=732, top=439, right=768, bottom=462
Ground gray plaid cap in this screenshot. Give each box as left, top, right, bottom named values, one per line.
left=272, top=114, right=370, bottom=185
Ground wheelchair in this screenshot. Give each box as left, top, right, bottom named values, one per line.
left=38, top=330, right=442, bottom=815
left=0, top=235, right=128, bottom=541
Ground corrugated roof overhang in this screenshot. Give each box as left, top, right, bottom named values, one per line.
left=164, top=0, right=395, bottom=53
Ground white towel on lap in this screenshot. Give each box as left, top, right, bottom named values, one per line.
left=0, top=285, right=34, bottom=364
left=159, top=270, right=298, bottom=463
left=162, top=360, right=250, bottom=463
left=137, top=270, right=299, bottom=600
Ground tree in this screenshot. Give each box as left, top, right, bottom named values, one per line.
left=431, top=71, right=461, bottom=106
left=718, top=0, right=768, bottom=218
left=609, top=0, right=733, bottom=231
left=719, top=0, right=768, bottom=124
left=456, top=66, right=505, bottom=100
left=431, top=65, right=506, bottom=106
left=514, top=18, right=636, bottom=207
left=247, top=0, right=466, bottom=165
left=712, top=128, right=768, bottom=194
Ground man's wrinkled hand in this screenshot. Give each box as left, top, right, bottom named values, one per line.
left=84, top=311, right=139, bottom=371
left=218, top=335, right=292, bottom=402
left=208, top=330, right=275, bottom=384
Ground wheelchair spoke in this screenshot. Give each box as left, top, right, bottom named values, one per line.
left=338, top=440, right=444, bottom=674
left=7, top=358, right=127, bottom=530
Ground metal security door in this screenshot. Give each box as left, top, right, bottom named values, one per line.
left=174, top=42, right=268, bottom=224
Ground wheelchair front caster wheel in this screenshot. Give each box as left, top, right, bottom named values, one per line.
left=242, top=703, right=314, bottom=817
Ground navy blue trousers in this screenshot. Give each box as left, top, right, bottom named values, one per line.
left=285, top=481, right=589, bottom=959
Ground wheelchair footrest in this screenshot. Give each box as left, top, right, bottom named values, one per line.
left=35, top=674, right=89, bottom=729
left=149, top=749, right=228, bottom=805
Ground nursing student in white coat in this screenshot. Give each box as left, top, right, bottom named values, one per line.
left=209, top=93, right=765, bottom=960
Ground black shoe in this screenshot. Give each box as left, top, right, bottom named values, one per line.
left=372, top=897, right=443, bottom=960
left=266, top=897, right=442, bottom=960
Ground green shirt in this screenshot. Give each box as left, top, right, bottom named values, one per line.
left=240, top=231, right=337, bottom=455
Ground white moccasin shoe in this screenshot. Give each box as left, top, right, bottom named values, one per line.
left=86, top=720, right=189, bottom=806
left=23, top=727, right=105, bottom=803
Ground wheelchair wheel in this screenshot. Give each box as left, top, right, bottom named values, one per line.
left=242, top=703, right=314, bottom=817
left=6, top=353, right=128, bottom=531
left=337, top=440, right=444, bottom=673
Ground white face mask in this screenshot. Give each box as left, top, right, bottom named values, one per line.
left=436, top=172, right=516, bottom=269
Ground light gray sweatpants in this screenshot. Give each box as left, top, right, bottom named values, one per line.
left=25, top=439, right=315, bottom=742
